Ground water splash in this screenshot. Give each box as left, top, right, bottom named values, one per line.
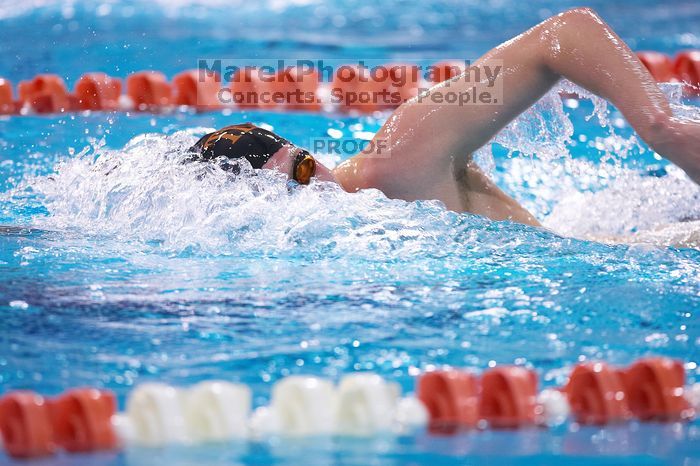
left=544, top=165, right=700, bottom=239
left=473, top=80, right=616, bottom=176
left=17, top=129, right=513, bottom=257
left=483, top=80, right=700, bottom=245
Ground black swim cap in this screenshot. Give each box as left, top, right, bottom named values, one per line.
left=189, top=123, right=290, bottom=169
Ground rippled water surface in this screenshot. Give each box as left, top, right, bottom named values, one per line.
left=1, top=0, right=700, bottom=464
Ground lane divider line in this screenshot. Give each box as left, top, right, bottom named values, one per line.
left=0, top=356, right=697, bottom=459
left=0, top=52, right=697, bottom=116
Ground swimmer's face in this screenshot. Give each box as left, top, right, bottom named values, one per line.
left=262, top=146, right=335, bottom=183
left=262, top=145, right=298, bottom=180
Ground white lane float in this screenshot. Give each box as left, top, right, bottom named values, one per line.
left=335, top=373, right=428, bottom=435
left=120, top=383, right=188, bottom=447
left=335, top=373, right=399, bottom=435
left=182, top=381, right=251, bottom=442
left=249, top=373, right=428, bottom=437
left=253, top=376, right=336, bottom=437
left=536, top=389, right=571, bottom=427
left=687, top=383, right=700, bottom=412
left=114, top=381, right=252, bottom=446
left=393, top=396, right=430, bottom=433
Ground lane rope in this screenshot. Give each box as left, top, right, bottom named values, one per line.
left=0, top=52, right=698, bottom=116
left=0, top=356, right=698, bottom=458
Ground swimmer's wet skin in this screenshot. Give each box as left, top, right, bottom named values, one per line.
left=190, top=8, right=700, bottom=228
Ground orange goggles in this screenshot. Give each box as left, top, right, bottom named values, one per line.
left=292, top=149, right=316, bottom=185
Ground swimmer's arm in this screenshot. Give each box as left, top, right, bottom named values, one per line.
left=422, top=7, right=681, bottom=161
left=353, top=7, right=700, bottom=213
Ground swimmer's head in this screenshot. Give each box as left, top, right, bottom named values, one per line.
left=189, top=123, right=317, bottom=184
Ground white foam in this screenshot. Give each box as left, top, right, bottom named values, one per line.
left=544, top=166, right=700, bottom=239
left=19, top=129, right=479, bottom=257
left=489, top=81, right=700, bottom=245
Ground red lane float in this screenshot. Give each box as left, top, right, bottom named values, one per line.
left=637, top=51, right=676, bottom=82
left=173, top=69, right=222, bottom=110
left=415, top=357, right=696, bottom=431
left=49, top=388, right=118, bottom=452
left=0, top=78, right=14, bottom=114
left=229, top=67, right=279, bottom=110
left=1, top=50, right=698, bottom=116
left=18, top=74, right=75, bottom=113
left=479, top=366, right=538, bottom=428
left=276, top=66, right=321, bottom=111
left=0, top=391, right=55, bottom=458
left=674, top=50, right=700, bottom=96
left=385, top=62, right=421, bottom=106
left=563, top=362, right=630, bottom=425
left=417, top=367, right=540, bottom=430
left=75, top=73, right=122, bottom=111
left=126, top=71, right=172, bottom=111
left=331, top=65, right=391, bottom=113
left=621, top=357, right=691, bottom=421
left=417, top=370, right=479, bottom=433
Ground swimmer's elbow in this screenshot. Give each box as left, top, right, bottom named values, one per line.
left=559, top=7, right=602, bottom=23
left=540, top=7, right=607, bottom=67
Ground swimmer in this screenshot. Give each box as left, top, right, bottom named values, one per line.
left=190, top=8, right=700, bottom=228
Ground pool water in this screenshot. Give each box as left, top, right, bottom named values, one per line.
left=1, top=0, right=700, bottom=464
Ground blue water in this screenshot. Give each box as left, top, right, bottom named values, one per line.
left=1, top=0, right=700, bottom=464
